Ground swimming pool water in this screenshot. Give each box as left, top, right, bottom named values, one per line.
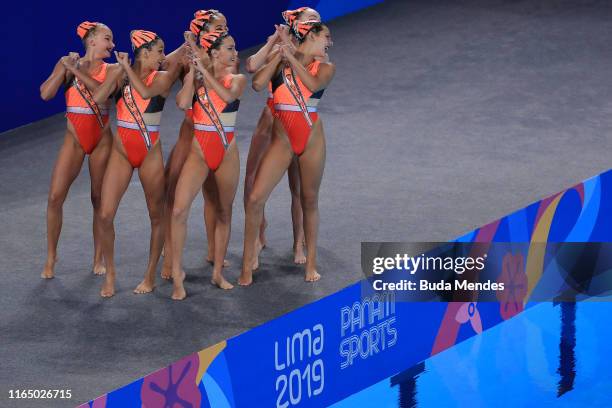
left=332, top=300, right=612, bottom=407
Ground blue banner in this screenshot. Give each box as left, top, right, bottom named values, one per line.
left=80, top=170, right=612, bottom=407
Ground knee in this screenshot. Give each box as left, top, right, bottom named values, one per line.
left=99, top=208, right=115, bottom=227
left=216, top=206, right=232, bottom=225
left=301, top=191, right=319, bottom=211
left=172, top=204, right=188, bottom=223
left=246, top=192, right=265, bottom=213
left=47, top=190, right=66, bottom=210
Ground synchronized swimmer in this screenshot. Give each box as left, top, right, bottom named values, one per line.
left=39, top=7, right=335, bottom=300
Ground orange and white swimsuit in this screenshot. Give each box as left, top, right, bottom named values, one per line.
left=267, top=82, right=275, bottom=113
left=116, top=71, right=166, bottom=168
left=65, top=62, right=110, bottom=154
left=272, top=60, right=325, bottom=155
left=192, top=75, right=240, bottom=171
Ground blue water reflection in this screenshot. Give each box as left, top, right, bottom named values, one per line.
left=332, top=301, right=612, bottom=407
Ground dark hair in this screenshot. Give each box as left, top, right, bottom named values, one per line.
left=297, top=22, right=327, bottom=44
left=133, top=36, right=161, bottom=59
left=199, top=31, right=229, bottom=55
left=201, top=10, right=224, bottom=34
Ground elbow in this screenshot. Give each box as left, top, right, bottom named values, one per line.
left=221, top=96, right=236, bottom=104
left=252, top=80, right=263, bottom=92
left=176, top=97, right=190, bottom=111
left=245, top=58, right=257, bottom=74
left=39, top=86, right=52, bottom=101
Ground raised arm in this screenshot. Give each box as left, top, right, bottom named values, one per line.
left=245, top=27, right=280, bottom=73
left=93, top=63, right=124, bottom=105
left=163, top=42, right=188, bottom=71
left=192, top=58, right=245, bottom=103
left=63, top=56, right=105, bottom=93
left=251, top=50, right=282, bottom=92
left=117, top=53, right=174, bottom=99
left=176, top=65, right=196, bottom=111
left=40, top=54, right=73, bottom=101
left=283, top=46, right=335, bottom=92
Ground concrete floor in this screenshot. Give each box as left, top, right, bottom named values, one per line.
left=1, top=0, right=612, bottom=406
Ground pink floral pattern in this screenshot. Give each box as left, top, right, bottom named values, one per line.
left=141, top=353, right=201, bottom=408
left=454, top=302, right=482, bottom=334
left=496, top=252, right=527, bottom=320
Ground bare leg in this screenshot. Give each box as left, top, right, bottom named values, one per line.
left=162, top=119, right=193, bottom=280
left=99, top=146, right=134, bottom=297
left=244, top=107, right=274, bottom=252
left=210, top=142, right=239, bottom=289
left=298, top=122, right=326, bottom=282
left=134, top=143, right=166, bottom=294
left=43, top=131, right=85, bottom=278
left=203, top=176, right=230, bottom=267
left=88, top=130, right=112, bottom=275
left=171, top=146, right=209, bottom=300
left=203, top=175, right=226, bottom=265
left=240, top=121, right=294, bottom=286
left=288, top=157, right=306, bottom=264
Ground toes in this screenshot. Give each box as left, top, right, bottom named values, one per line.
left=93, top=266, right=107, bottom=275
left=171, top=291, right=186, bottom=301
left=212, top=278, right=234, bottom=290
left=133, top=286, right=153, bottom=294
left=305, top=272, right=321, bottom=282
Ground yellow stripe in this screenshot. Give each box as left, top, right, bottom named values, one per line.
left=524, top=193, right=564, bottom=302
left=196, top=341, right=226, bottom=384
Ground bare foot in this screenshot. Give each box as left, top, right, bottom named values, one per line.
left=305, top=269, right=321, bottom=282
left=160, top=262, right=172, bottom=280
left=41, top=260, right=55, bottom=279
left=133, top=279, right=155, bottom=294
left=211, top=275, right=234, bottom=290
left=238, top=271, right=253, bottom=286
left=100, top=275, right=115, bottom=298
left=93, top=262, right=106, bottom=275
left=206, top=257, right=231, bottom=267
left=171, top=271, right=186, bottom=300
left=294, top=243, right=307, bottom=264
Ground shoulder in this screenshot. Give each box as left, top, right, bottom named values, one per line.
left=107, top=63, right=122, bottom=73
left=228, top=73, right=247, bottom=85
left=153, top=70, right=174, bottom=87
left=317, top=61, right=335, bottom=74
left=230, top=73, right=246, bottom=81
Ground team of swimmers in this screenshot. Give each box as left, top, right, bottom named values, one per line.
left=39, top=7, right=335, bottom=300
